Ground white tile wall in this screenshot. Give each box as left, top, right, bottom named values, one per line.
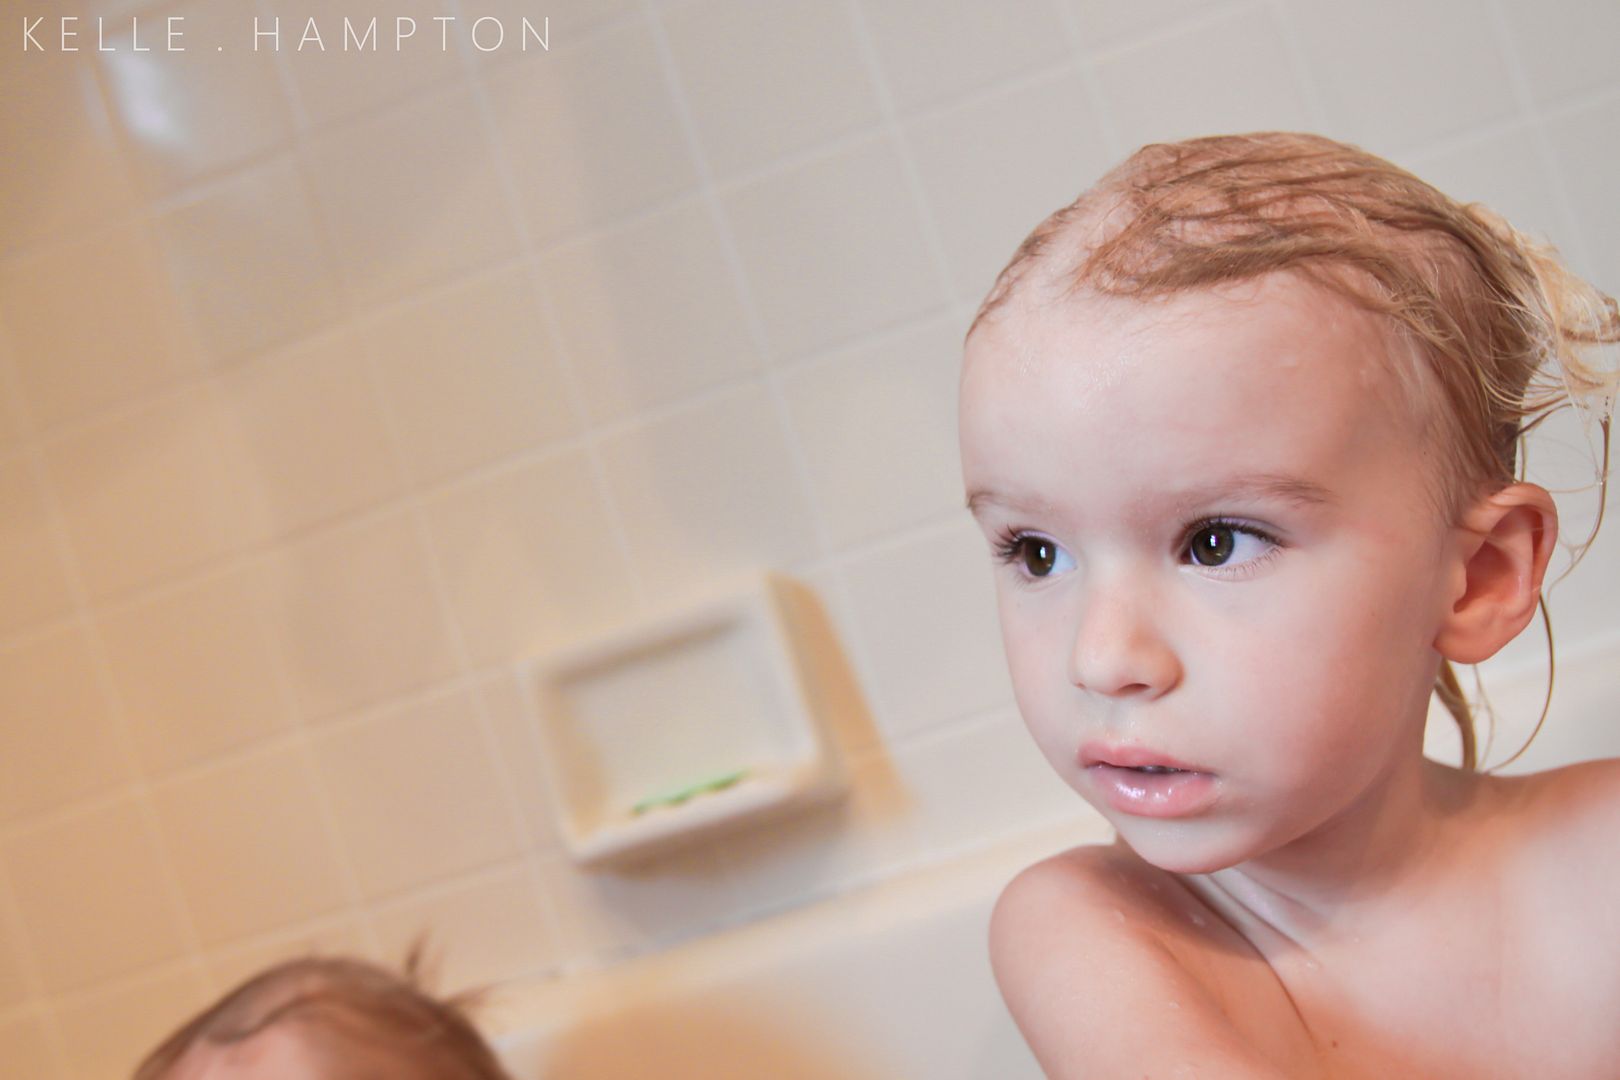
left=720, top=134, right=949, bottom=358
left=0, top=454, right=75, bottom=637
left=534, top=195, right=763, bottom=424
left=1283, top=0, right=1517, bottom=156
left=0, top=220, right=205, bottom=433
left=659, top=0, right=884, bottom=180
left=857, top=0, right=1072, bottom=114
left=3, top=0, right=1618, bottom=1074
left=0, top=626, right=133, bottom=824
left=153, top=157, right=345, bottom=363
left=365, top=264, right=581, bottom=485
left=95, top=0, right=297, bottom=195
left=3, top=797, right=190, bottom=993
left=149, top=743, right=350, bottom=946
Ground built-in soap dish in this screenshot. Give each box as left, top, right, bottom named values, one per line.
left=524, top=571, right=847, bottom=867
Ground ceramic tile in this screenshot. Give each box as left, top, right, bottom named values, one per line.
left=0, top=625, right=131, bottom=824
left=1544, top=95, right=1620, bottom=296
left=301, top=82, right=521, bottom=309
left=95, top=0, right=295, bottom=194
left=893, top=707, right=1089, bottom=861
left=858, top=0, right=1071, bottom=113
left=905, top=68, right=1111, bottom=304
left=41, top=380, right=264, bottom=600
left=1093, top=5, right=1312, bottom=156
left=1402, top=124, right=1572, bottom=249
left=0, top=453, right=75, bottom=638
left=0, top=50, right=139, bottom=257
left=779, top=316, right=964, bottom=550
left=3, top=797, right=190, bottom=993
left=97, top=563, right=297, bottom=776
left=1286, top=0, right=1516, bottom=155
left=475, top=668, right=565, bottom=850
left=213, top=326, right=408, bottom=541
left=594, top=382, right=820, bottom=597
left=365, top=264, right=579, bottom=486
left=420, top=450, right=639, bottom=668
left=534, top=196, right=762, bottom=424
left=659, top=0, right=882, bottom=179
left=370, top=865, right=559, bottom=993
left=721, top=134, right=948, bottom=360
left=0, top=873, right=35, bottom=1010
left=1067, top=0, right=1232, bottom=51
left=837, top=519, right=1014, bottom=740
left=153, top=154, right=345, bottom=363
left=151, top=743, right=350, bottom=945
left=1499, top=0, right=1620, bottom=108
left=0, top=335, right=24, bottom=448
left=481, top=17, right=699, bottom=245
left=0, top=219, right=204, bottom=433
left=204, top=911, right=372, bottom=993
left=461, top=0, right=634, bottom=74
left=311, top=686, right=521, bottom=899
left=53, top=963, right=212, bottom=1080
left=272, top=0, right=467, bottom=130
left=253, top=509, right=460, bottom=721
left=0, top=1014, right=60, bottom=1080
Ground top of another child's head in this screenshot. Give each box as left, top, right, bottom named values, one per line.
left=132, top=952, right=515, bottom=1080
left=958, top=130, right=1618, bottom=878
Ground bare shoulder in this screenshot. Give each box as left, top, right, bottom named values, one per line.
left=1512, top=756, right=1620, bottom=866
left=1504, top=758, right=1620, bottom=975
left=989, top=845, right=1300, bottom=1079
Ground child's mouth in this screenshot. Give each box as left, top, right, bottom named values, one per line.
left=1087, top=764, right=1219, bottom=817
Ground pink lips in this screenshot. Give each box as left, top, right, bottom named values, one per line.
left=1078, top=740, right=1210, bottom=773
left=1078, top=741, right=1219, bottom=818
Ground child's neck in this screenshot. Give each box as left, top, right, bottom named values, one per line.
left=1178, top=756, right=1493, bottom=958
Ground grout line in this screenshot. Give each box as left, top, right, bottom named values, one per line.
left=646, top=0, right=838, bottom=571
left=842, top=0, right=965, bottom=313
left=1048, top=0, right=1125, bottom=164
left=1479, top=0, right=1598, bottom=276
left=3, top=393, right=219, bottom=1005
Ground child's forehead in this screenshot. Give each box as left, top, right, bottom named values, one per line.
left=964, top=270, right=1425, bottom=427
left=960, top=271, right=1442, bottom=524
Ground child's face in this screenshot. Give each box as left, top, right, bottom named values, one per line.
left=959, top=271, right=1459, bottom=869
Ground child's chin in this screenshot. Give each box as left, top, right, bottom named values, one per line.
left=1107, top=822, right=1249, bottom=876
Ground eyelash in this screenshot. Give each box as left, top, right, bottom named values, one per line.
left=990, top=517, right=1284, bottom=583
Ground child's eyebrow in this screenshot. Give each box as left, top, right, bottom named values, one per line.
left=965, top=473, right=1335, bottom=520
left=1171, top=472, right=1338, bottom=513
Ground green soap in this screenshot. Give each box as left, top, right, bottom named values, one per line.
left=631, top=769, right=749, bottom=815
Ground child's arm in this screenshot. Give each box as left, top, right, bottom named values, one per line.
left=989, top=853, right=1302, bottom=1080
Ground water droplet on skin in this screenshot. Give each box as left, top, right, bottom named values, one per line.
left=1304, top=958, right=1321, bottom=971
left=1168, top=1000, right=1181, bottom=1010
left=1112, top=908, right=1126, bottom=922
left=1189, top=912, right=1206, bottom=927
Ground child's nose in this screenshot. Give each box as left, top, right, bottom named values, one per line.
left=1067, top=575, right=1182, bottom=699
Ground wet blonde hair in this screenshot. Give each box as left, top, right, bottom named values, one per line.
left=970, top=130, right=1619, bottom=771
left=133, top=948, right=512, bottom=1080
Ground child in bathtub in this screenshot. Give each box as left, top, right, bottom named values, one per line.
left=132, top=950, right=514, bottom=1079
left=958, top=131, right=1620, bottom=1078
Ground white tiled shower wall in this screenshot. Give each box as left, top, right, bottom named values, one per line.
left=2, top=0, right=1618, bottom=1075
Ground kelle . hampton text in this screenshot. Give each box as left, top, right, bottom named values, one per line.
left=19, top=14, right=550, bottom=53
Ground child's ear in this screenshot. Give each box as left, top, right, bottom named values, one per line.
left=1433, top=482, right=1559, bottom=664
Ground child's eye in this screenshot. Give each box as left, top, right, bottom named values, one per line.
left=1181, top=518, right=1281, bottom=575
left=991, top=530, right=1075, bottom=580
